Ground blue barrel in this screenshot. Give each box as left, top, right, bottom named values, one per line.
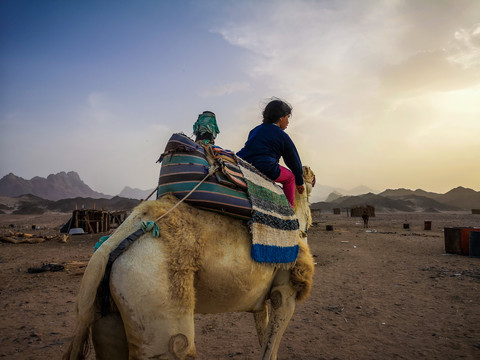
left=469, top=231, right=480, bottom=258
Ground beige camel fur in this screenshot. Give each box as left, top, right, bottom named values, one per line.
left=64, top=167, right=315, bottom=360
left=294, top=166, right=315, bottom=236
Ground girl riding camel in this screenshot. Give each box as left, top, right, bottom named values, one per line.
left=237, top=99, right=304, bottom=208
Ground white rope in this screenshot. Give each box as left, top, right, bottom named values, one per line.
left=153, top=164, right=219, bottom=223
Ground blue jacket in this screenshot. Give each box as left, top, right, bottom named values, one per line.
left=237, top=123, right=304, bottom=185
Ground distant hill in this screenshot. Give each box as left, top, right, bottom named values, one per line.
left=0, top=172, right=110, bottom=201
left=435, top=187, right=480, bottom=210
left=378, top=186, right=480, bottom=210
left=0, top=194, right=140, bottom=215
left=118, top=186, right=155, bottom=200
left=312, top=184, right=377, bottom=202
left=325, top=191, right=343, bottom=202
left=1, top=171, right=478, bottom=213
left=313, top=186, right=480, bottom=212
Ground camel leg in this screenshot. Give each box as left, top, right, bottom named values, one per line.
left=92, top=312, right=129, bottom=360
left=261, top=270, right=296, bottom=360
left=111, top=277, right=196, bottom=359
left=110, top=242, right=197, bottom=360
left=253, top=302, right=269, bottom=347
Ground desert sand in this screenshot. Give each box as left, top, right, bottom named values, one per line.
left=0, top=210, right=479, bottom=359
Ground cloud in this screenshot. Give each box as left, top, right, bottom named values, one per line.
left=212, top=1, right=480, bottom=99
left=380, top=49, right=479, bottom=96
left=64, top=93, right=173, bottom=193
left=449, top=23, right=480, bottom=69
left=208, top=0, right=480, bottom=192
left=0, top=91, right=173, bottom=194
left=82, top=91, right=118, bottom=126
left=3, top=1, right=480, bottom=194
left=199, top=81, right=250, bottom=97
left=381, top=23, right=480, bottom=97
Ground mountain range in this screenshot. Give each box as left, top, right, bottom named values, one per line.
left=0, top=172, right=155, bottom=201
left=0, top=171, right=478, bottom=213
left=0, top=172, right=110, bottom=201
left=312, top=184, right=377, bottom=202
left=118, top=186, right=155, bottom=200
left=312, top=187, right=480, bottom=213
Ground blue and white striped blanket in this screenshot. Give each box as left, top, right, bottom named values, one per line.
left=237, top=159, right=300, bottom=268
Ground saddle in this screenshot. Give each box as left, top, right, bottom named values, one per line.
left=156, top=133, right=300, bottom=266
left=156, top=133, right=252, bottom=220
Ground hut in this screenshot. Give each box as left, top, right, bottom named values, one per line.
left=61, top=209, right=127, bottom=234
left=70, top=209, right=109, bottom=234
left=109, top=211, right=128, bottom=229
left=311, top=208, right=322, bottom=217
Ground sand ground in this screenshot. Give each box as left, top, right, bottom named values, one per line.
left=0, top=211, right=479, bottom=359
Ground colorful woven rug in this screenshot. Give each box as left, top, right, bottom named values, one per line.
left=237, top=159, right=300, bottom=267
left=156, top=134, right=252, bottom=220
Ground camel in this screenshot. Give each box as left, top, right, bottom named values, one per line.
left=64, top=166, right=315, bottom=360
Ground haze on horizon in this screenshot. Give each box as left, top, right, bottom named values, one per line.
left=1, top=0, right=479, bottom=201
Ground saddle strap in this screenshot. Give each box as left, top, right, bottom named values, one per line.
left=100, top=228, right=145, bottom=316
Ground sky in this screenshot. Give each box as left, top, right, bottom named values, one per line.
left=1, top=0, right=479, bottom=201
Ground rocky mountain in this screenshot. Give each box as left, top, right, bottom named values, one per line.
left=118, top=186, right=155, bottom=200
left=433, top=187, right=480, bottom=210
left=1, top=171, right=478, bottom=213
left=378, top=187, right=480, bottom=210
left=325, top=191, right=343, bottom=202
left=313, top=187, right=480, bottom=212
left=313, top=184, right=377, bottom=202
left=0, top=172, right=110, bottom=201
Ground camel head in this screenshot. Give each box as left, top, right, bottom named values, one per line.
left=294, top=166, right=315, bottom=235
left=302, top=166, right=316, bottom=197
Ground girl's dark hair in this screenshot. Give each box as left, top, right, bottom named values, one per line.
left=262, top=99, right=292, bottom=124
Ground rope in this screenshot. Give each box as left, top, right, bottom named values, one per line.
left=153, top=163, right=219, bottom=223
left=140, top=220, right=160, bottom=237
left=143, top=186, right=159, bottom=202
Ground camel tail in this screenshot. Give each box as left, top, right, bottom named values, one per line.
left=62, top=327, right=90, bottom=360
left=290, top=238, right=315, bottom=302
left=62, top=242, right=115, bottom=359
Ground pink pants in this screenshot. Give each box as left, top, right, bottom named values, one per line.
left=275, top=165, right=296, bottom=208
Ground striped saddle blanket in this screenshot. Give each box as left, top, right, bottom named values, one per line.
left=157, top=133, right=251, bottom=220
left=157, top=133, right=300, bottom=266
